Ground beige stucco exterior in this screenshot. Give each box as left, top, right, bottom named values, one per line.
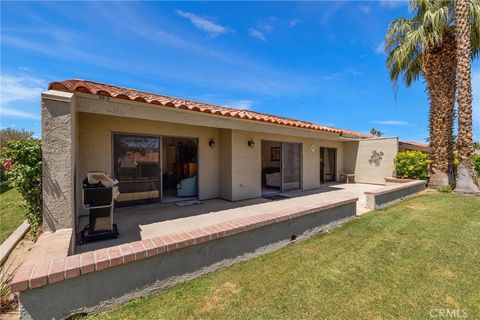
left=42, top=91, right=76, bottom=233
left=343, top=138, right=398, bottom=185
left=76, top=113, right=344, bottom=204
left=41, top=90, right=398, bottom=234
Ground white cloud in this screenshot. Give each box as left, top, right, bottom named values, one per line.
left=249, top=17, right=278, bottom=42
left=289, top=19, right=300, bottom=27
left=358, top=4, right=371, bottom=14
left=1, top=75, right=44, bottom=106
left=374, top=41, right=385, bottom=55
left=18, top=66, right=35, bottom=72
left=176, top=10, right=229, bottom=37
left=259, top=23, right=273, bottom=33
left=379, top=0, right=408, bottom=9
left=249, top=28, right=267, bottom=42
left=0, top=75, right=43, bottom=120
left=373, top=120, right=410, bottom=126
left=227, top=100, right=254, bottom=110
left=0, top=107, right=39, bottom=120
left=344, top=67, right=363, bottom=76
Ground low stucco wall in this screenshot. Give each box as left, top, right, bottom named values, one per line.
left=365, top=180, right=426, bottom=210
left=19, top=201, right=356, bottom=320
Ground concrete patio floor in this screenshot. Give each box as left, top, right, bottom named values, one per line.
left=76, top=182, right=381, bottom=253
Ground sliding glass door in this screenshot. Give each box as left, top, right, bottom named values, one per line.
left=113, top=134, right=161, bottom=207
left=161, top=137, right=198, bottom=202
left=282, top=142, right=302, bottom=191
left=320, top=147, right=336, bottom=183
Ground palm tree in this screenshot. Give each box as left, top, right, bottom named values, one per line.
left=370, top=128, right=384, bottom=137
left=385, top=0, right=480, bottom=187
left=454, top=0, right=480, bottom=194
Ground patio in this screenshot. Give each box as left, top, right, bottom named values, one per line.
left=76, top=182, right=379, bottom=253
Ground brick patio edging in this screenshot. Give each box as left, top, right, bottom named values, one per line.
left=11, top=197, right=358, bottom=293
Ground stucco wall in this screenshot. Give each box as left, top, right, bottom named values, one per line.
left=342, top=141, right=358, bottom=174
left=352, top=138, right=398, bottom=185
left=42, top=92, right=76, bottom=233
left=229, top=130, right=344, bottom=201
left=365, top=180, right=426, bottom=209
left=77, top=112, right=347, bottom=206
left=76, top=112, right=220, bottom=212
left=218, top=129, right=233, bottom=201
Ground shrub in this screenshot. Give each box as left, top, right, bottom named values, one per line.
left=473, top=154, right=480, bottom=177
left=2, top=139, right=42, bottom=234
left=395, top=150, right=431, bottom=180
left=0, top=262, right=18, bottom=313
left=0, top=128, right=34, bottom=183
left=437, top=185, right=452, bottom=193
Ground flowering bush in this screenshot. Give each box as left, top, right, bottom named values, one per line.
left=2, top=139, right=42, bottom=234
left=395, top=150, right=431, bottom=180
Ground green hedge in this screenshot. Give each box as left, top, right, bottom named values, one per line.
left=473, top=154, right=480, bottom=177
left=395, top=150, right=431, bottom=180
left=2, top=139, right=42, bottom=234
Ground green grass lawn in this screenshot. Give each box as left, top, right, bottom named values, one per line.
left=0, top=184, right=25, bottom=243
left=91, top=192, right=480, bottom=320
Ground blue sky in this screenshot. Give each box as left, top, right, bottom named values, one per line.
left=1, top=1, right=479, bottom=142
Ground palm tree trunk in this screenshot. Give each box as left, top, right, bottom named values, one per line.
left=422, top=31, right=456, bottom=188
left=454, top=0, right=480, bottom=194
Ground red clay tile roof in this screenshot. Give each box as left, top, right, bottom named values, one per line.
left=48, top=79, right=369, bottom=138
left=398, top=141, right=430, bottom=152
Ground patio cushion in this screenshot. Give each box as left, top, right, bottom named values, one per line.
left=177, top=175, right=197, bottom=197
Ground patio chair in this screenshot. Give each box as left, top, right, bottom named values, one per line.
left=177, top=175, right=197, bottom=197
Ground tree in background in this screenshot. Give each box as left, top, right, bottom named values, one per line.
left=369, top=128, right=384, bottom=137
left=454, top=0, right=480, bottom=194
left=0, top=128, right=34, bottom=149
left=385, top=0, right=480, bottom=188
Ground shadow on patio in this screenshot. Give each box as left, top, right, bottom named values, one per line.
left=75, top=183, right=379, bottom=253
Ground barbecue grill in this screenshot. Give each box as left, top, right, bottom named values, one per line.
left=76, top=172, right=119, bottom=245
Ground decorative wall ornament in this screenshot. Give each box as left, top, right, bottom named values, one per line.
left=369, top=150, right=384, bottom=167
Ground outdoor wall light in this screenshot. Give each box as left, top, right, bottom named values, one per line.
left=208, top=139, right=215, bottom=148
left=248, top=139, right=255, bottom=148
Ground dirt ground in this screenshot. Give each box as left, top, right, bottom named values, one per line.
left=1, top=233, right=35, bottom=320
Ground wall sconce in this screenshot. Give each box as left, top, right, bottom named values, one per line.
left=208, top=139, right=215, bottom=148
left=248, top=139, right=255, bottom=148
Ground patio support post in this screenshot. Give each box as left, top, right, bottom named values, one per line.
left=41, top=90, right=76, bottom=236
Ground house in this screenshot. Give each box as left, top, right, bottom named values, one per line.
left=398, top=141, right=430, bottom=153
left=10, top=79, right=428, bottom=319
left=39, top=79, right=406, bottom=234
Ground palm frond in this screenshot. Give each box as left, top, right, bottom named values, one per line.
left=385, top=0, right=463, bottom=87
left=469, top=0, right=480, bottom=58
